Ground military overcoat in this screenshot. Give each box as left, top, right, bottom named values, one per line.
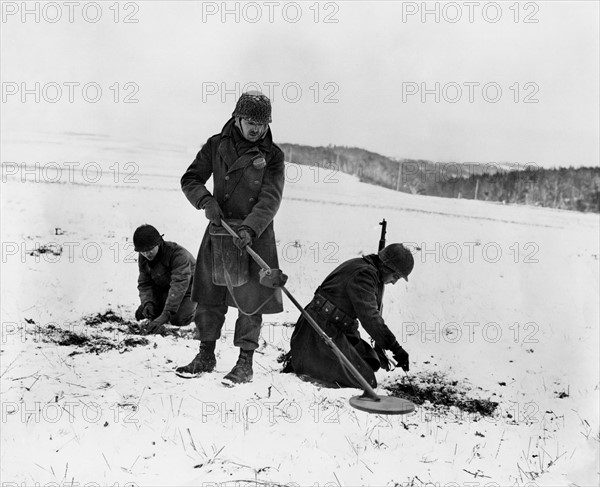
left=288, top=254, right=401, bottom=388
left=181, top=118, right=285, bottom=314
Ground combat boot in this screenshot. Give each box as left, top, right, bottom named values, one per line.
left=222, top=349, right=254, bottom=386
left=175, top=341, right=216, bottom=378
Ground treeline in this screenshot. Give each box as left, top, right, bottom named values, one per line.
left=280, top=143, right=600, bottom=213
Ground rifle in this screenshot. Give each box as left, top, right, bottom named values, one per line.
left=374, top=219, right=391, bottom=370
left=375, top=220, right=416, bottom=387
left=377, top=219, right=387, bottom=311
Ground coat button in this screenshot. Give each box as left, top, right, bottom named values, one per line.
left=254, top=180, right=260, bottom=184
left=224, top=194, right=230, bottom=199
left=225, top=176, right=230, bottom=180
left=249, top=197, right=254, bottom=202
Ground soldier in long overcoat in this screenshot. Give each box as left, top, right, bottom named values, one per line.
left=285, top=244, right=414, bottom=388
left=177, top=92, right=285, bottom=385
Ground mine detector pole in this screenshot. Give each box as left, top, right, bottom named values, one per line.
left=220, top=221, right=380, bottom=400
left=219, top=221, right=414, bottom=415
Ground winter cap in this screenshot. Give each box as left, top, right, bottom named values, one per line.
left=378, top=243, right=414, bottom=281
left=133, top=224, right=163, bottom=252
left=232, top=91, right=272, bottom=124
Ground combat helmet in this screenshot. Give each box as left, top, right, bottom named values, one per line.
left=378, top=243, right=414, bottom=281
left=133, top=224, right=163, bottom=252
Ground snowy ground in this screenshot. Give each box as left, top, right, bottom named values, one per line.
left=1, top=132, right=599, bottom=486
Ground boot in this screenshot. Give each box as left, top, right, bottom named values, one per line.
left=175, top=341, right=216, bottom=378
left=222, top=349, right=254, bottom=386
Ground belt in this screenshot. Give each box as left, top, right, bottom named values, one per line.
left=309, top=293, right=357, bottom=328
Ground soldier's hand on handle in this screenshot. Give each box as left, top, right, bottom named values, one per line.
left=390, top=343, right=410, bottom=372
left=234, top=227, right=254, bottom=250
left=203, top=197, right=223, bottom=225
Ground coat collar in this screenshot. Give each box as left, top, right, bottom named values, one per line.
left=142, top=242, right=166, bottom=267
left=218, top=118, right=273, bottom=173
left=363, top=254, right=385, bottom=281
left=220, top=117, right=273, bottom=153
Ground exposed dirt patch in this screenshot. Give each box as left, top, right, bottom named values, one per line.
left=27, top=243, right=63, bottom=257
left=83, top=310, right=193, bottom=338
left=31, top=310, right=150, bottom=355
left=83, top=310, right=140, bottom=333
left=384, top=370, right=498, bottom=417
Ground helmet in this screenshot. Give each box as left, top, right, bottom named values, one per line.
left=232, top=91, right=272, bottom=124
left=378, top=243, right=414, bottom=281
left=133, top=224, right=163, bottom=252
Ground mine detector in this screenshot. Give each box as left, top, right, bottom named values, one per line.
left=220, top=220, right=416, bottom=415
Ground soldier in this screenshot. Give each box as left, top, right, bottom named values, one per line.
left=285, top=243, right=414, bottom=388
left=133, top=224, right=197, bottom=335
left=177, top=91, right=285, bottom=385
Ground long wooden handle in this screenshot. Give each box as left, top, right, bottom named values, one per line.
left=279, top=286, right=380, bottom=400
left=219, top=220, right=380, bottom=400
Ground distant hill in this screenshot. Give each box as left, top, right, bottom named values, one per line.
left=279, top=143, right=600, bottom=213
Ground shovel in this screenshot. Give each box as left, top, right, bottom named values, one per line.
left=220, top=221, right=415, bottom=415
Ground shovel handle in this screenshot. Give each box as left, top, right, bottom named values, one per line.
left=220, top=221, right=271, bottom=272
left=279, top=286, right=380, bottom=401
left=219, top=220, right=380, bottom=401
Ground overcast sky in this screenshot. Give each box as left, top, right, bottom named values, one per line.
left=2, top=1, right=599, bottom=168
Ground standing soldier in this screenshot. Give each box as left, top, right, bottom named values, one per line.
left=133, top=224, right=197, bottom=335
left=285, top=243, right=414, bottom=388
left=178, top=91, right=285, bottom=385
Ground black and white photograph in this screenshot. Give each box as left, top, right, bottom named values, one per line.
left=1, top=1, right=599, bottom=485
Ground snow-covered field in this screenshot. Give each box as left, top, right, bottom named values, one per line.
left=1, top=133, right=599, bottom=486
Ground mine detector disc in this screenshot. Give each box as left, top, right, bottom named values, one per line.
left=349, top=394, right=416, bottom=415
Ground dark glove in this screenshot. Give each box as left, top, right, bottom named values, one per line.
left=135, top=302, right=156, bottom=321
left=143, top=302, right=157, bottom=319
left=142, top=311, right=170, bottom=335
left=374, top=344, right=391, bottom=371
left=135, top=304, right=144, bottom=321
left=203, top=197, right=223, bottom=225
left=259, top=268, right=288, bottom=288
left=391, top=344, right=410, bottom=372
left=233, top=227, right=254, bottom=250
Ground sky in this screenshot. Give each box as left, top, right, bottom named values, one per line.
left=1, top=0, right=599, bottom=168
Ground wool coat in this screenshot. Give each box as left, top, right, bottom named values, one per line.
left=181, top=118, right=285, bottom=314
left=137, top=241, right=196, bottom=315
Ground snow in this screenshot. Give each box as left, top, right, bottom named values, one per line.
left=1, top=132, right=599, bottom=486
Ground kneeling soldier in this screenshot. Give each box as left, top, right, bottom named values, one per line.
left=133, top=224, right=197, bottom=335
left=286, top=243, right=414, bottom=388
